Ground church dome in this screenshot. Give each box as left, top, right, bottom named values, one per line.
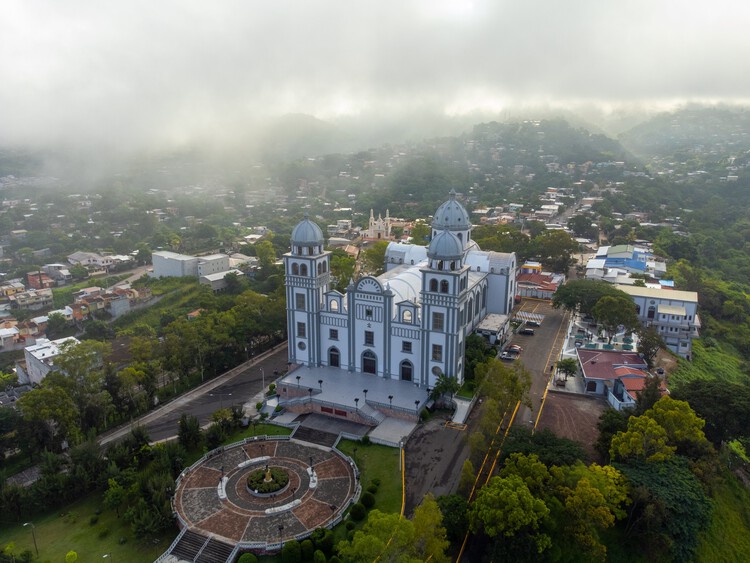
left=432, top=189, right=470, bottom=231
left=291, top=214, right=325, bottom=246
left=428, top=230, right=463, bottom=260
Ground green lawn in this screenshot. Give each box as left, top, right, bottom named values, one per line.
left=336, top=439, right=403, bottom=514
left=670, top=340, right=750, bottom=389
left=0, top=493, right=174, bottom=562
left=695, top=470, right=750, bottom=562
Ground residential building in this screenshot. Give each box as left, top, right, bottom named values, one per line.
left=7, top=288, right=53, bottom=311
left=197, top=254, right=231, bottom=276
left=615, top=285, right=700, bottom=359
left=19, top=336, right=80, bottom=385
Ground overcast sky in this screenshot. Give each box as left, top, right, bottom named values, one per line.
left=2, top=0, right=749, bottom=151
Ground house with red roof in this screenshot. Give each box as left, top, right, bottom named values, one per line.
left=576, top=349, right=660, bottom=411
left=516, top=262, right=565, bottom=299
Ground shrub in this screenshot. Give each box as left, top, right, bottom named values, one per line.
left=268, top=383, right=276, bottom=394
left=371, top=478, right=381, bottom=487
left=349, top=502, right=366, bottom=521
left=274, top=405, right=283, bottom=413
left=347, top=529, right=356, bottom=541
left=360, top=491, right=376, bottom=508
left=345, top=521, right=355, bottom=531
left=256, top=402, right=263, bottom=411
left=238, top=554, right=259, bottom=563
left=89, top=515, right=99, bottom=525
left=300, top=539, right=314, bottom=560
left=366, top=484, right=378, bottom=494
left=313, top=549, right=327, bottom=563
left=281, top=540, right=301, bottom=563
left=359, top=435, right=371, bottom=446
left=119, top=537, right=127, bottom=544
left=247, top=467, right=289, bottom=493
left=311, top=528, right=334, bottom=554
left=98, top=527, right=109, bottom=539
left=329, top=557, right=341, bottom=563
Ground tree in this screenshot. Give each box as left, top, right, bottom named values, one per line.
left=610, top=415, right=675, bottom=463
left=530, top=230, right=579, bottom=272
left=644, top=396, right=713, bottom=460
left=45, top=312, right=68, bottom=338
left=552, top=279, right=624, bottom=315
left=69, top=264, right=88, bottom=280
left=591, top=295, right=639, bottom=343
left=436, top=494, right=468, bottom=542
left=595, top=408, right=629, bottom=461
left=411, top=494, right=450, bottom=563
left=329, top=249, right=356, bottom=292
left=458, top=458, right=475, bottom=497
left=17, top=386, right=80, bottom=450
left=498, top=453, right=552, bottom=497
left=177, top=413, right=203, bottom=450
left=475, top=358, right=532, bottom=410
left=410, top=222, right=430, bottom=243
left=431, top=373, right=459, bottom=404
left=336, top=510, right=414, bottom=562
left=615, top=457, right=712, bottom=562
left=361, top=241, right=389, bottom=276
left=104, top=478, right=126, bottom=517
left=255, top=240, right=277, bottom=277
left=469, top=474, right=551, bottom=554
left=556, top=358, right=578, bottom=381
left=636, top=326, right=664, bottom=368
left=223, top=272, right=247, bottom=295
left=671, top=380, right=750, bottom=445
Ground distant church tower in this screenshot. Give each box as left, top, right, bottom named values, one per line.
left=367, top=209, right=391, bottom=240
left=283, top=214, right=331, bottom=366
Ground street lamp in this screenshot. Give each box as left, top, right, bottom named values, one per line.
left=308, top=387, right=313, bottom=401
left=414, top=399, right=420, bottom=415
left=388, top=395, right=393, bottom=408
left=329, top=504, right=337, bottom=524
left=260, top=367, right=265, bottom=391
left=318, top=379, right=323, bottom=389
left=278, top=524, right=284, bottom=545
left=291, top=486, right=297, bottom=502
left=363, top=389, right=368, bottom=402
left=354, top=397, right=359, bottom=410
left=296, top=375, right=301, bottom=387
left=23, top=522, right=38, bottom=557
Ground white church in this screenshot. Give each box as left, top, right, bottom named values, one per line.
left=284, top=191, right=517, bottom=390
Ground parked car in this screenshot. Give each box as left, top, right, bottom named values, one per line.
left=519, top=328, right=535, bottom=335
left=507, top=344, right=523, bottom=352
left=526, top=320, right=541, bottom=327
left=499, top=351, right=518, bottom=361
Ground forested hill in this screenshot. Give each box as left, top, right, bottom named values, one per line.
left=619, top=106, right=750, bottom=157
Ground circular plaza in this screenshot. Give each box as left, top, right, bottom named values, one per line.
left=173, top=437, right=358, bottom=550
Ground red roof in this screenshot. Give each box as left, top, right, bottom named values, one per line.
left=517, top=273, right=554, bottom=285
left=577, top=349, right=647, bottom=380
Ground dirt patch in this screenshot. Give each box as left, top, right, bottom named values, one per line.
left=536, top=392, right=607, bottom=461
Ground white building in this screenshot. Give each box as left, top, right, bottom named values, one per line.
left=616, top=285, right=700, bottom=359
left=21, top=337, right=80, bottom=385
left=152, top=251, right=199, bottom=278
left=197, top=254, right=231, bottom=276
left=284, top=191, right=516, bottom=389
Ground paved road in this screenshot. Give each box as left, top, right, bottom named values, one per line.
left=100, top=344, right=290, bottom=445
left=505, top=300, right=570, bottom=430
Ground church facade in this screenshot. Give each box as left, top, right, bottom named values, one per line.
left=284, top=192, right=517, bottom=389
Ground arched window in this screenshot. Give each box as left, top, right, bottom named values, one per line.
left=323, top=261, right=328, bottom=272
left=329, top=347, right=340, bottom=368
left=468, top=298, right=474, bottom=318
left=482, top=286, right=487, bottom=307
left=300, top=264, right=308, bottom=276
left=403, top=310, right=412, bottom=323
left=292, top=263, right=299, bottom=275
left=317, top=263, right=322, bottom=275
left=362, top=350, right=377, bottom=374
left=330, top=300, right=339, bottom=312
left=450, top=261, right=456, bottom=271
left=475, top=298, right=480, bottom=315
left=400, top=360, right=413, bottom=382
left=635, top=304, right=641, bottom=315
left=458, top=233, right=463, bottom=243
left=440, top=280, right=449, bottom=293
left=647, top=305, right=656, bottom=320
left=429, top=279, right=438, bottom=292
left=437, top=260, right=444, bottom=270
